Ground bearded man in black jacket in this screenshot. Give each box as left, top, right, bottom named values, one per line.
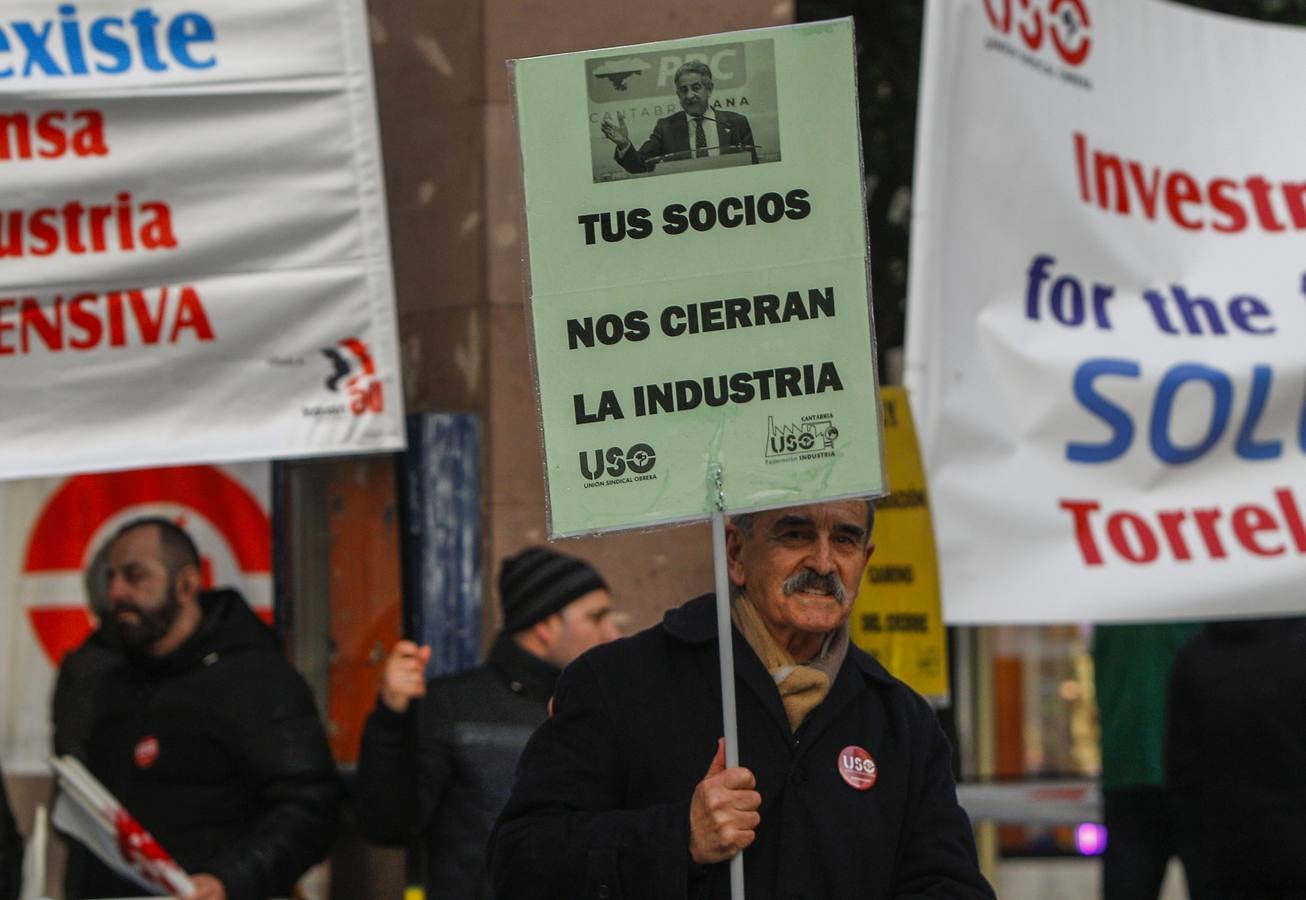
left=52, top=517, right=339, bottom=900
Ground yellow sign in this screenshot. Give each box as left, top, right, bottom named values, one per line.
left=851, top=387, right=950, bottom=703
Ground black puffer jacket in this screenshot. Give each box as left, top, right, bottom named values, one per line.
left=53, top=589, right=340, bottom=900
left=353, top=633, right=558, bottom=900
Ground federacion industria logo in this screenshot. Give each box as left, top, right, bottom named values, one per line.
left=765, top=414, right=839, bottom=463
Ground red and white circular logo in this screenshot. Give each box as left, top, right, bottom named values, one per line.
left=837, top=745, right=878, bottom=791
left=134, top=736, right=160, bottom=769
left=20, top=465, right=272, bottom=667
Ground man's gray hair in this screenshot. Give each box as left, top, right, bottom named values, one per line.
left=730, top=500, right=876, bottom=541
left=674, top=60, right=714, bottom=90
left=728, top=501, right=875, bottom=600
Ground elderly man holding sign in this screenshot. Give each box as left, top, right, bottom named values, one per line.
left=489, top=498, right=991, bottom=899
left=507, top=18, right=971, bottom=899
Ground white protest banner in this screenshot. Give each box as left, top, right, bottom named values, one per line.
left=511, top=21, right=884, bottom=537
left=0, top=1, right=403, bottom=479
left=906, top=0, right=1306, bottom=623
left=0, top=464, right=271, bottom=773
left=52, top=754, right=195, bottom=896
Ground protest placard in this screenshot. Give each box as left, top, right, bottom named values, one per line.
left=511, top=20, right=884, bottom=537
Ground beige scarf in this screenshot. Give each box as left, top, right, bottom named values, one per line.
left=731, top=596, right=849, bottom=731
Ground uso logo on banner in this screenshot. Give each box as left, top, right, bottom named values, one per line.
left=20, top=466, right=272, bottom=666
left=983, top=0, right=1093, bottom=67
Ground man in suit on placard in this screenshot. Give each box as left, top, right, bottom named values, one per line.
left=602, top=60, right=755, bottom=174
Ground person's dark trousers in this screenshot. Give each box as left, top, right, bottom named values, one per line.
left=1102, top=787, right=1214, bottom=900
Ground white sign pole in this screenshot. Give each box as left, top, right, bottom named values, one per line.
left=710, top=467, right=745, bottom=899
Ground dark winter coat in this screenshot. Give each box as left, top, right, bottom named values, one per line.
left=0, top=759, right=21, bottom=900
left=489, top=594, right=993, bottom=900
left=353, top=634, right=559, bottom=900
left=1167, top=617, right=1306, bottom=899
left=52, top=589, right=340, bottom=900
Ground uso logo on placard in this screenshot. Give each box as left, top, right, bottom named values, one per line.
left=578, top=442, right=657, bottom=489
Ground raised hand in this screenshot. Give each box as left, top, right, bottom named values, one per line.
left=379, top=640, right=432, bottom=714
left=600, top=111, right=631, bottom=149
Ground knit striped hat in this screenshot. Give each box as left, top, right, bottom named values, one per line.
left=499, top=546, right=608, bottom=634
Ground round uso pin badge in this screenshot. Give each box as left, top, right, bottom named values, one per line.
left=134, top=736, right=160, bottom=769
left=838, top=745, right=877, bottom=790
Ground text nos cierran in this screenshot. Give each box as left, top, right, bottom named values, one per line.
left=566, top=287, right=835, bottom=349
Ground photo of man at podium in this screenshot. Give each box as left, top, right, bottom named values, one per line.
left=601, top=60, right=758, bottom=175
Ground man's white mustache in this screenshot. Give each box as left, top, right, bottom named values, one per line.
left=782, top=569, right=846, bottom=604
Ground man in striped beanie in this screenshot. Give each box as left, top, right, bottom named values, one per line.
left=354, top=546, right=618, bottom=900
left=496, top=546, right=618, bottom=664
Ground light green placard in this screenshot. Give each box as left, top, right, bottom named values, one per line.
left=511, top=19, right=885, bottom=537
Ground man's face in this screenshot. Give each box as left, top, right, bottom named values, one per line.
left=103, top=526, right=182, bottom=650
left=727, top=501, right=873, bottom=642
left=544, top=588, right=620, bottom=667
left=675, top=70, right=712, bottom=116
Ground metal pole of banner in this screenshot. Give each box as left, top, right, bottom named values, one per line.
left=393, top=446, right=428, bottom=899
left=710, top=466, right=745, bottom=900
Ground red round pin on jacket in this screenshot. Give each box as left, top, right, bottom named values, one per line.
left=838, top=745, right=877, bottom=790
left=134, top=735, right=159, bottom=769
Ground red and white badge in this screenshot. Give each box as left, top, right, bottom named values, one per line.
left=134, top=736, right=160, bottom=769
left=837, top=745, right=877, bottom=790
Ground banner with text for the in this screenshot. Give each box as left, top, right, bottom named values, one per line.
left=907, top=0, right=1306, bottom=622
left=0, top=0, right=404, bottom=479
left=511, top=20, right=884, bottom=536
